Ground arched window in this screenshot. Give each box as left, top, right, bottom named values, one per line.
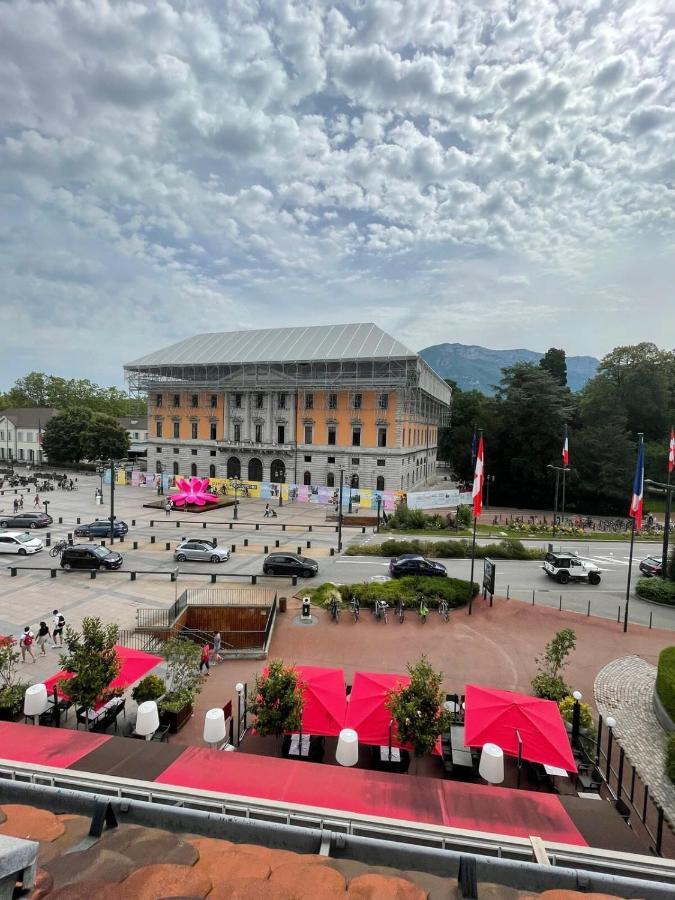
left=326, top=472, right=335, bottom=487
left=270, top=459, right=286, bottom=483
left=173, top=462, right=179, bottom=475
left=350, top=473, right=359, bottom=489
left=303, top=470, right=312, bottom=486
left=227, top=456, right=241, bottom=479
left=209, top=464, right=216, bottom=477
left=248, top=457, right=263, bottom=482
left=376, top=475, right=385, bottom=491
left=190, top=463, right=197, bottom=477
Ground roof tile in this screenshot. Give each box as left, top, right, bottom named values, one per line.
left=269, top=860, right=347, bottom=897
left=0, top=804, right=65, bottom=842
left=347, top=873, right=427, bottom=899
left=119, top=862, right=212, bottom=899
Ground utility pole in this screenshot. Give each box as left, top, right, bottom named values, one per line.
left=645, top=477, right=673, bottom=580
left=624, top=434, right=644, bottom=634
left=109, top=457, right=115, bottom=545
left=337, top=468, right=344, bottom=553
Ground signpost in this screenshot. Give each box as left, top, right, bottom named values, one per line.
left=483, top=558, right=496, bottom=606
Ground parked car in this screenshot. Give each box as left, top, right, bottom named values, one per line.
left=174, top=539, right=230, bottom=563
left=60, top=544, right=123, bottom=571
left=0, top=512, right=53, bottom=529
left=262, top=552, right=318, bottom=577
left=389, top=554, right=447, bottom=578
left=74, top=519, right=128, bottom=538
left=542, top=552, right=602, bottom=585
left=639, top=555, right=663, bottom=577
left=0, top=531, right=43, bottom=555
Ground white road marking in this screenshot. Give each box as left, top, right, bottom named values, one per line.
left=587, top=556, right=629, bottom=566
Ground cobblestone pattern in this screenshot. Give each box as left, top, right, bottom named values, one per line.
left=594, top=654, right=675, bottom=825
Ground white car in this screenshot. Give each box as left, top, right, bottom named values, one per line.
left=0, top=531, right=44, bottom=555
left=174, top=539, right=230, bottom=563
left=542, top=551, right=602, bottom=585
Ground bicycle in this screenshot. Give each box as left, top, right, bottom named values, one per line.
left=329, top=595, right=341, bottom=623
left=349, top=596, right=360, bottom=622
left=396, top=598, right=405, bottom=623
left=49, top=540, right=68, bottom=558
left=418, top=599, right=429, bottom=624
left=438, top=598, right=449, bottom=622
left=373, top=599, right=389, bottom=624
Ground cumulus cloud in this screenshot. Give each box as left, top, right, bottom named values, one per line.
left=0, top=0, right=674, bottom=385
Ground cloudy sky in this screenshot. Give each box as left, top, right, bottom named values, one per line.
left=1, top=0, right=674, bottom=387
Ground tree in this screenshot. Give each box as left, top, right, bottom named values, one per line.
left=386, top=656, right=452, bottom=758
left=82, top=414, right=130, bottom=461
left=247, top=660, right=303, bottom=743
left=41, top=407, right=94, bottom=463
left=440, top=385, right=496, bottom=483
left=58, top=618, right=120, bottom=727
left=0, top=636, right=29, bottom=716
left=531, top=628, right=576, bottom=701
left=1, top=371, right=146, bottom=417
left=539, top=348, right=567, bottom=387
left=161, top=637, right=202, bottom=697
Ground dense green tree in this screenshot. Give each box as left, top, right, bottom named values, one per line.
left=1, top=371, right=145, bottom=416
left=439, top=385, right=496, bottom=484
left=59, top=617, right=120, bottom=729
left=81, top=414, right=130, bottom=462
left=539, top=348, right=567, bottom=386
left=387, top=656, right=452, bottom=758
left=41, top=407, right=95, bottom=463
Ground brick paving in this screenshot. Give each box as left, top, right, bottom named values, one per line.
left=594, top=655, right=675, bottom=826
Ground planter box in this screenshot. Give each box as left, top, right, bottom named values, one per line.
left=0, top=705, right=22, bottom=722
left=160, top=702, right=193, bottom=734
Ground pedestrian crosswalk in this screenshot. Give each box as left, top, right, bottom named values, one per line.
left=584, top=555, right=631, bottom=567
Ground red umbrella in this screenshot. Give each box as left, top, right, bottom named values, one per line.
left=293, top=666, right=347, bottom=737
left=44, top=645, right=163, bottom=703
left=463, top=684, right=577, bottom=772
left=344, top=671, right=410, bottom=747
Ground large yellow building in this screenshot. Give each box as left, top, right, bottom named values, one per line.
left=124, top=323, right=451, bottom=491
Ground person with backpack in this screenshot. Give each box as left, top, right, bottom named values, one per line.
left=20, top=626, right=36, bottom=663
left=52, top=609, right=65, bottom=647
left=35, top=621, right=50, bottom=656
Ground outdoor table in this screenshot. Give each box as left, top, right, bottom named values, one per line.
left=450, top=725, right=474, bottom=768
left=288, top=734, right=310, bottom=757
left=544, top=764, right=569, bottom=778
left=379, top=746, right=401, bottom=763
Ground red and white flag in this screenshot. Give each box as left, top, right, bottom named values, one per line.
left=472, top=436, right=484, bottom=518
left=562, top=425, right=569, bottom=467
left=629, top=438, right=645, bottom=531
left=669, top=427, right=674, bottom=474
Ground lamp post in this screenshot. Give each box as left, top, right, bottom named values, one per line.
left=376, top=495, right=382, bottom=533
left=546, top=464, right=570, bottom=538
left=571, top=690, right=582, bottom=749
left=235, top=681, right=247, bottom=746
left=337, top=468, right=344, bottom=553
left=43, top=500, right=50, bottom=519
left=645, top=478, right=673, bottom=580
left=108, top=457, right=116, bottom=544
left=233, top=480, right=239, bottom=520
left=348, top=477, right=353, bottom=515
left=605, top=716, right=616, bottom=782
left=157, top=462, right=164, bottom=496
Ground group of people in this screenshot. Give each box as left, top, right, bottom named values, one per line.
left=18, top=610, right=66, bottom=663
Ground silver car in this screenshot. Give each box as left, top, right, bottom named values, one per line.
left=174, top=539, right=230, bottom=563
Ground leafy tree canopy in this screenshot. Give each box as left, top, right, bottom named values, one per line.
left=247, top=659, right=303, bottom=739
left=42, top=407, right=129, bottom=463
left=539, top=348, right=567, bottom=386
left=387, top=656, right=452, bottom=757
left=0, top=371, right=145, bottom=417
left=58, top=617, right=120, bottom=724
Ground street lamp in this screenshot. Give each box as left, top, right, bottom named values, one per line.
left=605, top=715, right=616, bottom=782
left=235, top=681, right=247, bottom=747
left=337, top=469, right=344, bottom=553
left=157, top=462, right=164, bottom=496
left=645, top=478, right=673, bottom=581
left=233, top=479, right=239, bottom=520
left=43, top=500, right=49, bottom=520
left=571, top=690, right=582, bottom=748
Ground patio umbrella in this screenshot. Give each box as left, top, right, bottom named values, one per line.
left=344, top=671, right=410, bottom=747
left=293, top=666, right=347, bottom=737
left=44, top=645, right=163, bottom=701
left=463, top=684, right=577, bottom=772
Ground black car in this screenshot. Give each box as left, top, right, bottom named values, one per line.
left=262, top=552, right=318, bottom=577
left=74, top=519, right=128, bottom=538
left=60, top=544, right=123, bottom=571
left=389, top=554, right=447, bottom=578
left=0, top=512, right=53, bottom=529
left=639, top=555, right=663, bottom=577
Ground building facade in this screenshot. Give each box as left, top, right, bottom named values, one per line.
left=125, top=324, right=451, bottom=492
left=0, top=408, right=57, bottom=465
left=117, top=416, right=149, bottom=469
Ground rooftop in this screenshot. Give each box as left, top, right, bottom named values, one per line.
left=0, top=407, right=58, bottom=428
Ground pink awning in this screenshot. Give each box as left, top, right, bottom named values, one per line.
left=294, top=665, right=347, bottom=737
left=44, top=645, right=163, bottom=701
left=463, top=684, right=577, bottom=772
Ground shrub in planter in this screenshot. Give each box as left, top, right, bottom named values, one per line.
left=531, top=629, right=576, bottom=701
left=0, top=637, right=30, bottom=720
left=531, top=674, right=569, bottom=702
left=132, top=674, right=165, bottom=705
left=0, top=683, right=30, bottom=720
left=636, top=578, right=675, bottom=606
left=655, top=647, right=675, bottom=723
left=559, top=696, right=594, bottom=732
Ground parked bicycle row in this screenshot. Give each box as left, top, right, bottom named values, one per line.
left=328, top=594, right=451, bottom=624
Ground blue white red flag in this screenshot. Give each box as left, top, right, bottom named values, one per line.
left=472, top=436, right=484, bottom=518
left=629, top=438, right=644, bottom=531
left=562, top=425, right=569, bottom=467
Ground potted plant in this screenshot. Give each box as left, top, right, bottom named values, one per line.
left=158, top=638, right=201, bottom=733
left=132, top=674, right=165, bottom=706
left=0, top=637, right=29, bottom=721
left=531, top=628, right=576, bottom=702
left=247, top=660, right=303, bottom=753
left=59, top=618, right=121, bottom=730
left=387, top=656, right=452, bottom=767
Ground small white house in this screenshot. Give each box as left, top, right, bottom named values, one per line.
left=0, top=408, right=58, bottom=465
left=117, top=415, right=149, bottom=469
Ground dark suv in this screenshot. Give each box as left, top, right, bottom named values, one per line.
left=61, top=544, right=123, bottom=571
left=74, top=519, right=128, bottom=538
left=389, top=554, right=447, bottom=578
left=0, top=512, right=53, bottom=529
left=262, top=553, right=318, bottom=577
left=639, top=555, right=663, bottom=577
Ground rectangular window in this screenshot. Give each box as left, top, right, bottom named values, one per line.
left=156, top=447, right=162, bottom=453
left=210, top=423, right=217, bottom=440
left=191, top=422, right=198, bottom=440
left=156, top=394, right=163, bottom=408
left=353, top=393, right=362, bottom=410
left=278, top=392, right=286, bottom=409
left=156, top=421, right=163, bottom=438
left=133, top=432, right=139, bottom=439
left=327, top=456, right=336, bottom=464
left=234, top=423, right=241, bottom=442
left=377, top=427, right=387, bottom=448
left=304, top=424, right=313, bottom=444
left=235, top=393, right=242, bottom=408
left=173, top=447, right=179, bottom=454
left=277, top=425, right=285, bottom=444
left=351, top=457, right=360, bottom=465
left=256, top=393, right=264, bottom=409
left=328, top=393, right=338, bottom=410
left=378, top=393, right=389, bottom=410
left=210, top=449, right=216, bottom=456
left=173, top=394, right=180, bottom=408
left=305, top=392, right=314, bottom=410
left=377, top=459, right=386, bottom=466
left=255, top=424, right=263, bottom=442
left=191, top=394, right=198, bottom=408
left=210, top=394, right=218, bottom=408
left=173, top=422, right=180, bottom=439
left=304, top=455, right=312, bottom=462
left=327, top=425, right=336, bottom=445
left=191, top=449, right=198, bottom=456
left=352, top=428, right=361, bottom=447
left=17, top=432, right=23, bottom=442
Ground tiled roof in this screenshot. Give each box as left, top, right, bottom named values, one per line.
left=0, top=407, right=58, bottom=428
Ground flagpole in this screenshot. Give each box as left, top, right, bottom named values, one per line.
left=662, top=466, right=672, bottom=581
left=624, top=433, right=644, bottom=634
left=468, top=429, right=483, bottom=616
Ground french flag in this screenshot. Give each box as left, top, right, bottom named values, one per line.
left=472, top=436, right=484, bottom=518
left=562, top=425, right=569, bottom=467
left=629, top=438, right=645, bottom=531
left=669, top=427, right=674, bottom=474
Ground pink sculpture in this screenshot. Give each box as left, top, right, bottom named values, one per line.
left=170, top=476, right=218, bottom=507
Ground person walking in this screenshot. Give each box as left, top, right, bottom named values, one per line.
left=35, top=621, right=50, bottom=656
left=34, top=493, right=40, bottom=509
left=52, top=609, right=65, bottom=647
left=20, top=626, right=36, bottom=663
left=199, top=642, right=211, bottom=676
left=19, top=495, right=24, bottom=509
left=13, top=498, right=18, bottom=514
left=212, top=631, right=221, bottom=664
left=164, top=498, right=172, bottom=517
left=263, top=503, right=271, bottom=518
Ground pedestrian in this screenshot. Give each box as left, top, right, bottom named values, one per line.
left=13, top=498, right=18, bottom=513
left=52, top=609, right=65, bottom=647
left=263, top=503, right=271, bottom=518
left=34, top=493, right=40, bottom=508
left=199, top=642, right=210, bottom=676
left=212, top=631, right=221, bottom=664
left=19, top=495, right=24, bottom=509
left=35, top=621, right=50, bottom=656
left=20, top=626, right=36, bottom=663
left=165, top=498, right=172, bottom=517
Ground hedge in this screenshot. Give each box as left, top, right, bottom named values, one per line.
left=667, top=735, right=675, bottom=785
left=346, top=538, right=541, bottom=561
left=656, top=647, right=675, bottom=723
left=305, top=576, right=478, bottom=610
left=636, top=578, right=675, bottom=606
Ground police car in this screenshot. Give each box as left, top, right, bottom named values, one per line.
left=542, top=551, right=602, bottom=585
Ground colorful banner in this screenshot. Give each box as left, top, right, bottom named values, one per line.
left=406, top=489, right=472, bottom=510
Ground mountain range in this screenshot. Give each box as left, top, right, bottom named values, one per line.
left=419, top=343, right=599, bottom=394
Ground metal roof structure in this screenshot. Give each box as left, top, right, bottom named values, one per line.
left=126, top=323, right=416, bottom=368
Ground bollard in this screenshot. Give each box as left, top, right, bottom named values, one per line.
left=617, top=605, right=621, bottom=623
left=255, top=523, right=259, bottom=531
left=203, top=522, right=207, bottom=529
left=506, top=585, right=510, bottom=599
left=275, top=539, right=280, bottom=548
left=46, top=534, right=51, bottom=547
left=170, top=571, right=177, bottom=582
left=330, top=548, right=335, bottom=556
left=244, top=538, right=248, bottom=546
left=176, top=521, right=180, bottom=528
left=151, top=535, right=156, bottom=544
left=101, top=540, right=106, bottom=547
left=264, top=546, right=268, bottom=553
left=130, top=572, right=136, bottom=581
left=132, top=519, right=136, bottom=526
left=306, top=540, right=311, bottom=549
left=587, top=600, right=591, bottom=617
left=212, top=538, right=217, bottom=546
left=119, top=535, right=125, bottom=543
left=51, top=569, right=56, bottom=578
left=361, top=526, right=366, bottom=534
left=282, top=524, right=286, bottom=532
left=150, top=520, right=154, bottom=527
left=229, top=523, right=233, bottom=530
left=68, top=534, right=73, bottom=545
left=309, top=525, right=313, bottom=532
left=649, top=611, right=653, bottom=629
left=231, top=544, right=236, bottom=552
left=211, top=573, right=217, bottom=584
left=10, top=567, right=16, bottom=577
left=90, top=570, right=96, bottom=579
left=292, top=576, right=297, bottom=586
left=559, top=594, right=562, bottom=611
left=59, top=517, right=63, bottom=524
left=532, top=589, right=535, bottom=605
left=76, top=517, right=80, bottom=525
left=297, top=546, right=302, bottom=554
left=252, top=575, right=257, bottom=585
left=133, top=541, right=138, bottom=550
left=165, top=542, right=170, bottom=551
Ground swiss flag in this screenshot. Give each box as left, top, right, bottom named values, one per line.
left=562, top=425, right=569, bottom=467
left=472, top=436, right=484, bottom=519
left=669, top=427, right=674, bottom=474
